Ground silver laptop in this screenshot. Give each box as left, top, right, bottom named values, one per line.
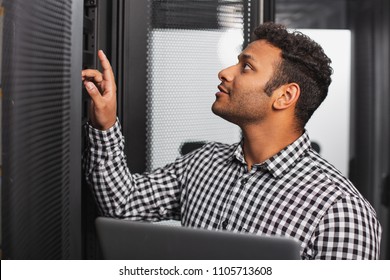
left=95, top=217, right=301, bottom=260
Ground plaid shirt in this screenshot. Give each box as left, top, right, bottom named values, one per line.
left=84, top=121, right=381, bottom=259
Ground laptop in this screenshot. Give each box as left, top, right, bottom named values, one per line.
left=95, top=217, right=301, bottom=260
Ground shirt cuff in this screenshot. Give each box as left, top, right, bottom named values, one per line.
left=85, top=118, right=123, bottom=147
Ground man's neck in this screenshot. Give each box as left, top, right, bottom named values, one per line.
left=241, top=123, right=302, bottom=171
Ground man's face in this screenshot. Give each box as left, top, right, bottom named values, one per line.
left=212, top=39, right=282, bottom=126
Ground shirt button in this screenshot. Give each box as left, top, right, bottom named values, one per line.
left=241, top=178, right=248, bottom=185
left=158, top=207, right=166, bottom=216
left=222, top=219, right=228, bottom=229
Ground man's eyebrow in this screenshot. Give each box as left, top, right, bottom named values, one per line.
left=238, top=53, right=256, bottom=62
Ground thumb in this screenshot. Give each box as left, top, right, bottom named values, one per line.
left=84, top=81, right=102, bottom=105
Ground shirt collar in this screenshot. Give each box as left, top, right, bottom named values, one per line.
left=232, top=131, right=312, bottom=178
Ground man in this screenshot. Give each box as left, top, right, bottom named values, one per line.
left=82, top=22, right=381, bottom=259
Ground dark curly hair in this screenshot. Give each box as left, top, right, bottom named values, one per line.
left=253, top=22, right=333, bottom=129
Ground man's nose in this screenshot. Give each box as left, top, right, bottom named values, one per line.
left=218, top=65, right=235, bottom=82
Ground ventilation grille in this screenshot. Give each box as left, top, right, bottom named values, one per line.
left=151, top=0, right=245, bottom=29
left=2, top=0, right=73, bottom=259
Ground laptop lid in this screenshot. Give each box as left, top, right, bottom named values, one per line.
left=95, top=217, right=301, bottom=260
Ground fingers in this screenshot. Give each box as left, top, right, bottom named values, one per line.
left=97, top=50, right=115, bottom=85
left=83, top=80, right=102, bottom=105
left=81, top=50, right=117, bottom=130
left=82, top=69, right=103, bottom=84
left=81, top=49, right=111, bottom=82
left=81, top=50, right=116, bottom=93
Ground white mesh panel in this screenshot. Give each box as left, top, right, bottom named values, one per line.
left=146, top=28, right=243, bottom=170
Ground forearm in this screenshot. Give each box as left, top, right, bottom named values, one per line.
left=83, top=119, right=135, bottom=217
left=83, top=119, right=182, bottom=220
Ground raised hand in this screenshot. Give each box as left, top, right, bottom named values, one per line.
left=82, top=50, right=117, bottom=130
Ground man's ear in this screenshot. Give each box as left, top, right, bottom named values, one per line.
left=272, top=83, right=300, bottom=110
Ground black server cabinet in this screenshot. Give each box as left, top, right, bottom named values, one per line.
left=2, top=0, right=83, bottom=259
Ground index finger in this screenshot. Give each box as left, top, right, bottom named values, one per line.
left=82, top=69, right=103, bottom=83
left=98, top=50, right=115, bottom=83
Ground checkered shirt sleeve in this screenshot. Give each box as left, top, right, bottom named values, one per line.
left=83, top=120, right=182, bottom=221
left=311, top=195, right=381, bottom=259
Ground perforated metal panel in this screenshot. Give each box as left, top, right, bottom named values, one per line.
left=2, top=0, right=80, bottom=259
left=146, top=0, right=254, bottom=170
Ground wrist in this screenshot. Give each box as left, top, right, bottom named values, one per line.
left=89, top=118, right=117, bottom=131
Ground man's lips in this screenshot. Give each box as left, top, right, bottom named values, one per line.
left=217, top=84, right=229, bottom=95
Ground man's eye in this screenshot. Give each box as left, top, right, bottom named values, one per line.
left=243, top=63, right=251, bottom=71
